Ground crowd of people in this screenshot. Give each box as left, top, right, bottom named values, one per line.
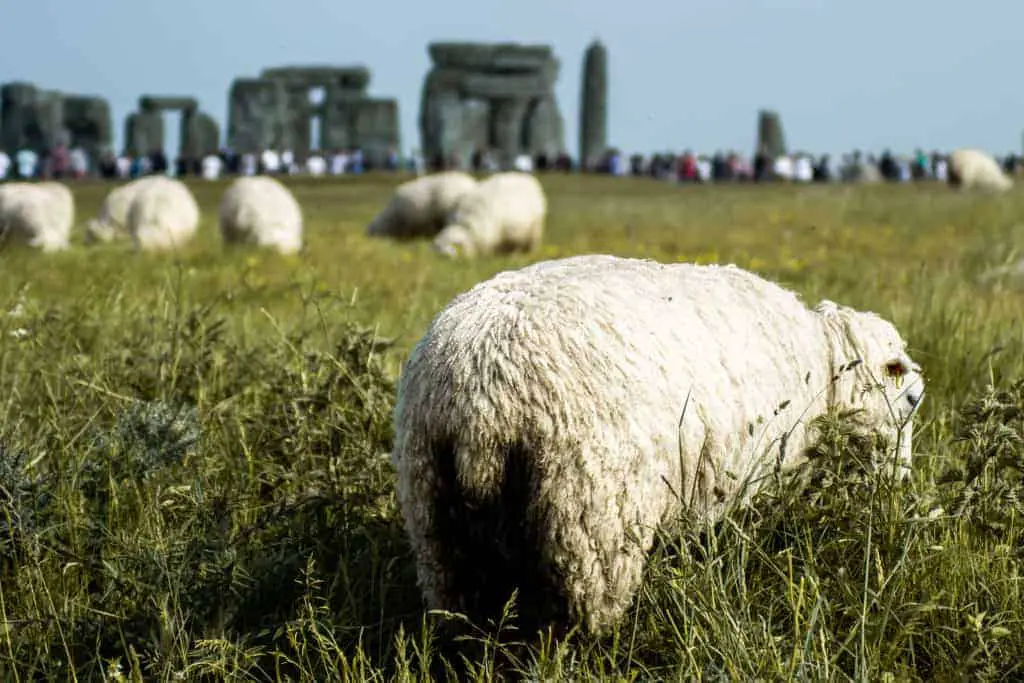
left=0, top=140, right=1020, bottom=185
left=595, top=147, right=1024, bottom=183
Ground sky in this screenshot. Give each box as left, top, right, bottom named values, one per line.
left=2, top=0, right=1022, bottom=160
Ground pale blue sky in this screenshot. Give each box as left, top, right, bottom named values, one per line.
left=1, top=0, right=1021, bottom=159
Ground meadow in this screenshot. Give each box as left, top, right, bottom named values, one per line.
left=2, top=172, right=1024, bottom=680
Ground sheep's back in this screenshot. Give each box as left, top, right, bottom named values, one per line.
left=397, top=256, right=831, bottom=510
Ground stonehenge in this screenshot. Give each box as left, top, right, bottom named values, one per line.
left=418, top=42, right=566, bottom=169
left=579, top=40, right=609, bottom=171
left=0, top=82, right=113, bottom=161
left=123, top=95, right=220, bottom=159
left=226, top=65, right=400, bottom=168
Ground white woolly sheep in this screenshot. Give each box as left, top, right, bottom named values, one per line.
left=125, top=176, right=200, bottom=252
left=85, top=176, right=167, bottom=244
left=432, top=171, right=547, bottom=258
left=366, top=171, right=478, bottom=240
left=0, top=181, right=74, bottom=252
left=391, top=254, right=925, bottom=635
left=218, top=176, right=303, bottom=254
left=948, top=148, right=1013, bottom=192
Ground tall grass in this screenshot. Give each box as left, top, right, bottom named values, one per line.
left=0, top=174, right=1023, bottom=680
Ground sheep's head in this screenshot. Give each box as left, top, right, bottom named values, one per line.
left=84, top=218, right=116, bottom=245
left=365, top=215, right=385, bottom=236
left=432, top=224, right=476, bottom=259
left=816, top=300, right=925, bottom=479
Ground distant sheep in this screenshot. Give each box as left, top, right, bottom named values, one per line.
left=366, top=171, right=477, bottom=240
left=0, top=181, right=74, bottom=252
left=391, top=254, right=925, bottom=635
left=86, top=176, right=166, bottom=244
left=948, top=148, right=1013, bottom=192
left=218, top=176, right=303, bottom=254
left=125, top=176, right=200, bottom=252
left=432, top=171, right=546, bottom=258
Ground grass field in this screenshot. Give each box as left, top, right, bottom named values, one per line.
left=2, top=173, right=1024, bottom=680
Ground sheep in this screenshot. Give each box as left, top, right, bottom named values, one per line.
left=391, top=254, right=925, bottom=635
left=218, top=176, right=303, bottom=254
left=432, top=171, right=546, bottom=258
left=86, top=176, right=166, bottom=244
left=0, top=181, right=74, bottom=251
left=125, top=176, right=200, bottom=252
left=366, top=171, right=477, bottom=240
left=947, top=148, right=1013, bottom=192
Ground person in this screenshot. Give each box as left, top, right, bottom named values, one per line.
left=260, top=148, right=281, bottom=175
left=16, top=147, right=38, bottom=180
left=116, top=152, right=132, bottom=179
left=306, top=151, right=327, bottom=176
left=201, top=153, right=223, bottom=180
left=0, top=148, right=10, bottom=181
left=69, top=146, right=88, bottom=179
left=49, top=143, right=70, bottom=179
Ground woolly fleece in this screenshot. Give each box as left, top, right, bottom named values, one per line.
left=125, top=177, right=200, bottom=252
left=392, top=254, right=925, bottom=634
left=218, top=176, right=304, bottom=254
left=432, top=171, right=546, bottom=258
left=366, top=171, right=477, bottom=240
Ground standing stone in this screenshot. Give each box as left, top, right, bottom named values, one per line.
left=227, top=79, right=286, bottom=154
left=181, top=111, right=220, bottom=159
left=419, top=42, right=565, bottom=170
left=33, top=90, right=66, bottom=149
left=125, top=111, right=164, bottom=156
left=0, top=82, right=114, bottom=170
left=490, top=98, right=530, bottom=168
left=755, top=109, right=787, bottom=160
left=62, top=96, right=114, bottom=158
left=524, top=96, right=563, bottom=159
left=351, top=99, right=400, bottom=168
left=226, top=67, right=400, bottom=163
left=579, top=39, right=608, bottom=171
left=1, top=83, right=41, bottom=151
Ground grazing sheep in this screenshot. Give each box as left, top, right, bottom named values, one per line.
left=218, top=176, right=303, bottom=254
left=432, top=171, right=546, bottom=258
left=366, top=171, right=477, bottom=240
left=0, top=181, right=74, bottom=251
left=86, top=176, right=166, bottom=244
left=125, top=176, right=200, bottom=252
left=391, top=254, right=925, bottom=635
left=948, top=148, right=1013, bottom=192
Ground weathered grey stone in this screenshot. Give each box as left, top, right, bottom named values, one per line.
left=419, top=42, right=565, bottom=169
left=579, top=40, right=608, bottom=170
left=0, top=83, right=39, bottom=150
left=140, top=96, right=198, bottom=113
left=1, top=82, right=113, bottom=163
left=428, top=43, right=554, bottom=71
left=181, top=111, right=220, bottom=158
left=227, top=79, right=285, bottom=153
left=755, top=109, right=787, bottom=160
left=259, top=66, right=370, bottom=93
left=524, top=96, right=564, bottom=158
left=226, top=66, right=400, bottom=165
left=32, top=89, right=66, bottom=148
left=125, top=94, right=220, bottom=159
left=124, top=111, right=164, bottom=155
left=63, top=96, right=114, bottom=158
left=352, top=99, right=400, bottom=164
left=460, top=71, right=553, bottom=99
left=490, top=98, right=530, bottom=167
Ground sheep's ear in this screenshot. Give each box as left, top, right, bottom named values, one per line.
left=883, top=357, right=915, bottom=387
